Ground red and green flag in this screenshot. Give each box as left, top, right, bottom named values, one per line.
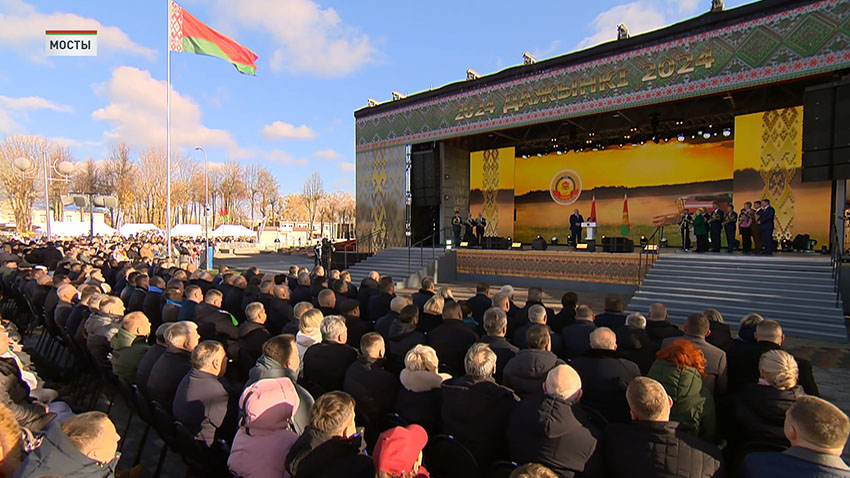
left=621, top=192, right=631, bottom=236
left=169, top=0, right=259, bottom=75
left=588, top=194, right=597, bottom=222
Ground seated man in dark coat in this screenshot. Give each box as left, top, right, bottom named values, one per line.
left=441, top=343, right=519, bottom=467
left=223, top=275, right=248, bottom=323
left=285, top=391, right=374, bottom=478
left=570, top=327, right=640, bottom=424
left=645, top=302, right=682, bottom=352
left=385, top=305, right=426, bottom=374
left=604, top=377, right=724, bottom=478
left=146, top=321, right=199, bottom=409
left=266, top=285, right=294, bottom=335
left=515, top=287, right=556, bottom=334
left=136, top=323, right=171, bottom=393
left=301, top=316, right=358, bottom=397
left=508, top=364, right=602, bottom=478
left=616, top=313, right=656, bottom=374
left=465, top=282, right=491, bottom=327
left=161, top=288, right=183, bottom=323
left=428, top=301, right=478, bottom=376
left=477, top=307, right=518, bottom=382
left=340, top=299, right=371, bottom=349
left=368, top=276, right=396, bottom=322
left=742, top=396, right=850, bottom=478
left=660, top=313, right=727, bottom=396
left=236, top=302, right=272, bottom=376
left=177, top=284, right=203, bottom=322
left=343, top=333, right=399, bottom=439
left=728, top=319, right=819, bottom=396
left=52, top=284, right=77, bottom=332
left=142, top=276, right=166, bottom=330
left=561, top=305, right=597, bottom=359
left=550, top=291, right=578, bottom=333
left=375, top=296, right=408, bottom=340
left=503, top=325, right=565, bottom=399
left=290, top=271, right=313, bottom=306
left=356, top=274, right=379, bottom=320
left=592, top=295, right=628, bottom=332
left=127, top=273, right=149, bottom=313
left=513, top=304, right=563, bottom=356
left=194, top=289, right=239, bottom=354
left=411, top=276, right=436, bottom=313
left=173, top=341, right=235, bottom=446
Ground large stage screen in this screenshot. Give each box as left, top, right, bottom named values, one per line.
left=468, top=106, right=831, bottom=247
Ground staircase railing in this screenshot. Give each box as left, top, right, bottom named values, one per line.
left=830, top=220, right=843, bottom=308
left=342, top=228, right=386, bottom=269
left=637, top=226, right=663, bottom=284
left=407, top=227, right=452, bottom=277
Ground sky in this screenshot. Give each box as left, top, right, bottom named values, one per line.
left=0, top=0, right=758, bottom=195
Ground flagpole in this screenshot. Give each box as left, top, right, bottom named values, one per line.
left=166, top=0, right=173, bottom=260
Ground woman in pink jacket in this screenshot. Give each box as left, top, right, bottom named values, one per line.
left=228, top=377, right=301, bottom=478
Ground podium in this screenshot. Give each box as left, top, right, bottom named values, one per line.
left=581, top=222, right=598, bottom=241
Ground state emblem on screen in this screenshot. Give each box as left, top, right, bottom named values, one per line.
left=549, top=169, right=582, bottom=205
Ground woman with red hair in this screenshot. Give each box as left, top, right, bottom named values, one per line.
left=647, top=339, right=718, bottom=442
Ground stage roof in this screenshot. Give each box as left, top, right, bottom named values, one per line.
left=354, top=0, right=850, bottom=152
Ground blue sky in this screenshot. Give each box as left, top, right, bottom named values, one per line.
left=0, top=0, right=757, bottom=194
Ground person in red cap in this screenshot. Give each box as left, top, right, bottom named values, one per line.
left=373, top=424, right=430, bottom=478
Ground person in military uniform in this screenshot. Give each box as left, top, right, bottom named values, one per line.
left=709, top=202, right=724, bottom=252
left=679, top=210, right=693, bottom=251
left=723, top=204, right=738, bottom=253
left=693, top=207, right=708, bottom=252
left=475, top=212, right=487, bottom=247
left=451, top=210, right=463, bottom=246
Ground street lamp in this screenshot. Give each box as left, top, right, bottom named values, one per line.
left=194, top=146, right=210, bottom=269
left=13, top=152, right=74, bottom=238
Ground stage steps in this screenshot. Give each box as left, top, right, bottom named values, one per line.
left=345, top=247, right=447, bottom=289
left=627, top=253, right=847, bottom=342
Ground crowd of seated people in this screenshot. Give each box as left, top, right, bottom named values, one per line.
left=0, top=238, right=844, bottom=478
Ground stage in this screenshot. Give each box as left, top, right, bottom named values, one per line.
left=452, top=248, right=647, bottom=293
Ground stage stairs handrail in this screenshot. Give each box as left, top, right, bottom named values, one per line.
left=638, top=226, right=663, bottom=285
left=343, top=228, right=386, bottom=269
left=408, top=227, right=453, bottom=277
left=830, top=220, right=843, bottom=308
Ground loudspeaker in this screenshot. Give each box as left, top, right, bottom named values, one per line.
left=482, top=237, right=510, bottom=249
left=602, top=237, right=634, bottom=253
left=802, top=78, right=850, bottom=181
left=411, top=143, right=439, bottom=206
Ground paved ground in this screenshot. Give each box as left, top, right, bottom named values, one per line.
left=214, top=251, right=315, bottom=273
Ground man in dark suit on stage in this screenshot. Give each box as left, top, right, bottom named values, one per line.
left=569, top=209, right=583, bottom=246
left=709, top=202, right=724, bottom=253
left=751, top=200, right=763, bottom=252
left=723, top=204, right=738, bottom=253
left=758, top=198, right=776, bottom=255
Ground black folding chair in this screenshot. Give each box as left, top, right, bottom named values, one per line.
left=423, top=434, right=479, bottom=478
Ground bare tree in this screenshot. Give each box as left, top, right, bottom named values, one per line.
left=217, top=161, right=246, bottom=224
left=301, top=172, right=324, bottom=234
left=102, top=144, right=136, bottom=227
left=257, top=167, right=279, bottom=222
left=243, top=164, right=260, bottom=228
left=0, top=135, right=50, bottom=233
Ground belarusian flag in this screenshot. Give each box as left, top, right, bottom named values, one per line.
left=588, top=194, right=597, bottom=222
left=169, top=1, right=258, bottom=75
left=621, top=192, right=631, bottom=236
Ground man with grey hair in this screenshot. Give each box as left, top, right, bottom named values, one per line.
left=498, top=284, right=521, bottom=328
left=302, top=315, right=358, bottom=396
left=645, top=302, right=682, bottom=351
left=508, top=364, right=601, bottom=477
left=147, top=321, right=199, bottom=409
left=512, top=304, right=564, bottom=356
left=375, top=295, right=411, bottom=339
left=616, top=312, right=655, bottom=374
left=518, top=287, right=555, bottom=330
left=441, top=343, right=519, bottom=466
left=571, top=327, right=640, bottom=423
left=172, top=340, right=233, bottom=446
left=291, top=271, right=313, bottom=305
left=478, top=307, right=518, bottom=382
left=236, top=302, right=272, bottom=375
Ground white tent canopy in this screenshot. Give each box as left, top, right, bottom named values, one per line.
left=211, top=224, right=255, bottom=238
left=119, top=223, right=162, bottom=237
left=170, top=224, right=203, bottom=237
left=40, top=221, right=117, bottom=237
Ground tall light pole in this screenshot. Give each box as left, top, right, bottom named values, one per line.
left=13, top=152, right=74, bottom=237
left=194, top=146, right=210, bottom=269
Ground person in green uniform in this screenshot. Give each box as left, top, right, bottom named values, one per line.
left=693, top=207, right=709, bottom=252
